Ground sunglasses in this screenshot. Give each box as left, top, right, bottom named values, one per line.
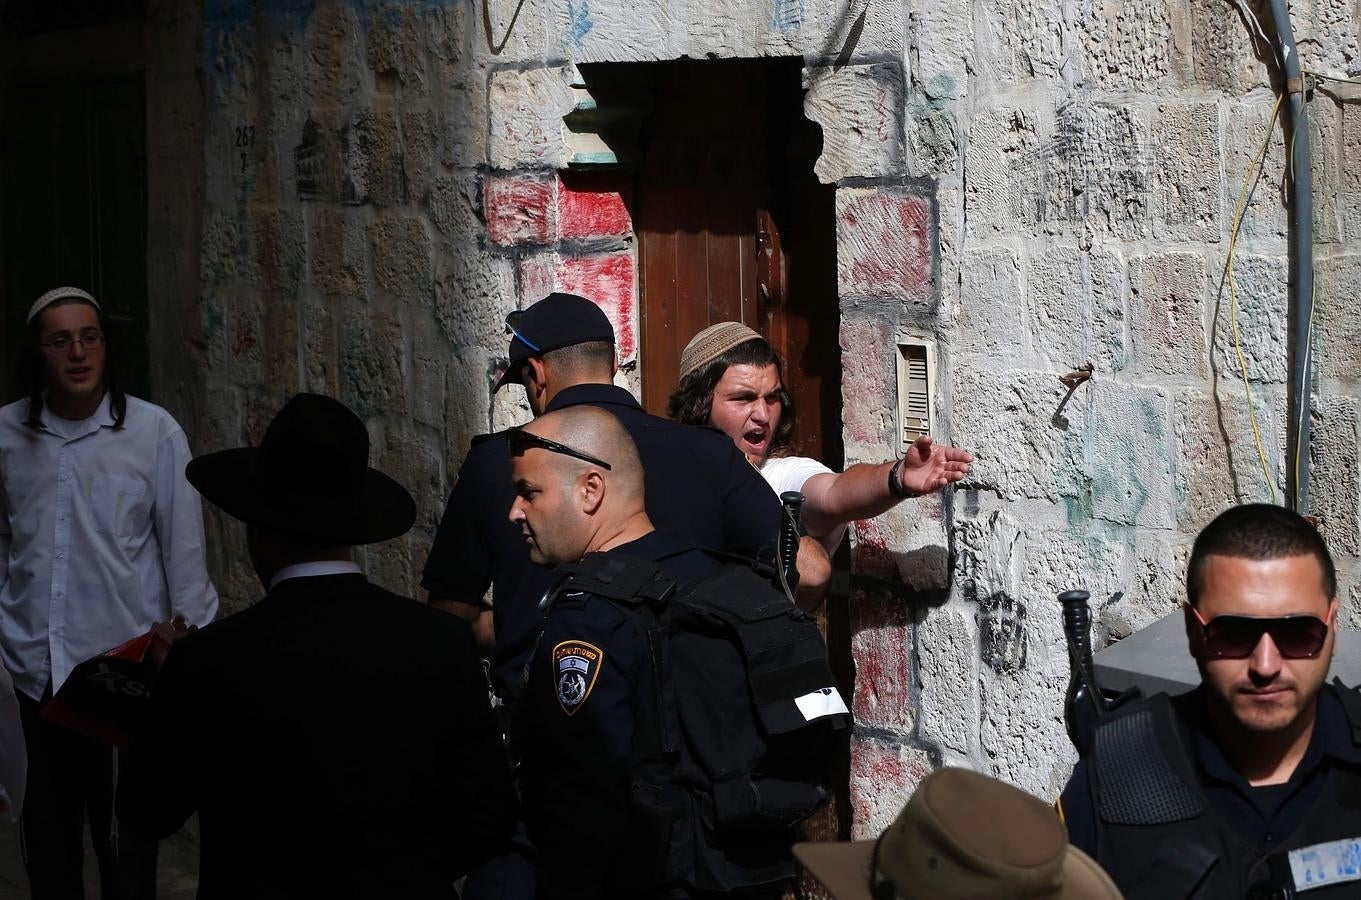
left=1189, top=605, right=1332, bottom=659
left=507, top=427, right=612, bottom=470
left=504, top=310, right=542, bottom=353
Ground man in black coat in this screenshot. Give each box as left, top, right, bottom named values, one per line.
left=116, top=393, right=516, bottom=899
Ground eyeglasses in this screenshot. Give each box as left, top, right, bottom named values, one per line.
left=507, top=427, right=611, bottom=470
left=1190, top=605, right=1332, bottom=659
left=40, top=328, right=104, bottom=352
left=504, top=310, right=542, bottom=353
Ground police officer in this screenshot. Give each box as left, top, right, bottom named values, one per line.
left=423, top=293, right=829, bottom=898
left=509, top=406, right=723, bottom=899
left=1059, top=504, right=1361, bottom=899
left=422, top=292, right=829, bottom=702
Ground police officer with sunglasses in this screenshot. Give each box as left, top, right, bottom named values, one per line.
left=1058, top=503, right=1361, bottom=899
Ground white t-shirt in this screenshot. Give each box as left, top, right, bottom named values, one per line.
left=759, top=455, right=848, bottom=556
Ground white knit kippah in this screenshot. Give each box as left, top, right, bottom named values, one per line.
left=27, top=287, right=99, bottom=324
left=677, top=321, right=765, bottom=381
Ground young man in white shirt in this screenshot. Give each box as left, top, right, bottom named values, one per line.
left=0, top=287, right=218, bottom=899
left=669, top=322, right=974, bottom=558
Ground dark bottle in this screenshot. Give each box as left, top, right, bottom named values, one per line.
left=1059, top=589, right=1106, bottom=757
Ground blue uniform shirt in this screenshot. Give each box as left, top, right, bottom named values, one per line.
left=517, top=531, right=719, bottom=900
left=421, top=383, right=782, bottom=697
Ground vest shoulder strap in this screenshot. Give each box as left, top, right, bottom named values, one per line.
left=559, top=552, right=678, bottom=606
left=1094, top=693, right=1205, bottom=826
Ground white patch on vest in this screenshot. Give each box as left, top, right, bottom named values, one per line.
left=794, top=686, right=849, bottom=722
left=1289, top=838, right=1361, bottom=891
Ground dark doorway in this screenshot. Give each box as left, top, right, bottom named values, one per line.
left=2, top=76, right=148, bottom=401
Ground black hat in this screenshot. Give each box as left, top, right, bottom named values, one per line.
left=494, top=292, right=615, bottom=391
left=186, top=393, right=416, bottom=545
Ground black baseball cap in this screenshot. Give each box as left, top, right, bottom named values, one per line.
left=495, top=292, right=616, bottom=391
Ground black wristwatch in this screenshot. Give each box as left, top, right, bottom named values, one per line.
left=888, top=458, right=915, bottom=499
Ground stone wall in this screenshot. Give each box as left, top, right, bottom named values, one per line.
left=906, top=0, right=1361, bottom=814
left=179, top=0, right=1361, bottom=836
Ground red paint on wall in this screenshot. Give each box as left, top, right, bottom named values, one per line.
left=232, top=321, right=257, bottom=358
left=840, top=192, right=932, bottom=301
left=849, top=592, right=912, bottom=729
left=558, top=172, right=632, bottom=240
left=851, top=519, right=898, bottom=580
left=849, top=739, right=932, bottom=834
left=852, top=741, right=907, bottom=791
left=254, top=216, right=279, bottom=292
left=555, top=254, right=637, bottom=359
left=517, top=254, right=557, bottom=305
left=838, top=317, right=891, bottom=445
left=484, top=176, right=555, bottom=247
left=515, top=253, right=638, bottom=359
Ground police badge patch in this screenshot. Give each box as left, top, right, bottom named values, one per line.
left=553, top=640, right=603, bottom=716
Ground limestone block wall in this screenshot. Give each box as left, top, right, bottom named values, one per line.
left=898, top=0, right=1361, bottom=818
left=178, top=0, right=1361, bottom=836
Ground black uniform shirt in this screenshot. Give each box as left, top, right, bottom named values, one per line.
left=421, top=383, right=782, bottom=697
left=1061, top=685, right=1361, bottom=858
left=519, top=531, right=719, bottom=900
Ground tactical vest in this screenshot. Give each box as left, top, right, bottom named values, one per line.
left=1088, top=682, right=1361, bottom=899
left=551, top=551, right=850, bottom=896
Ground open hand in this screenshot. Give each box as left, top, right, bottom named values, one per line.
left=900, top=436, right=974, bottom=495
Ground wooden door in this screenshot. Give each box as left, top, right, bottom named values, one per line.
left=636, top=60, right=764, bottom=415
left=636, top=58, right=841, bottom=469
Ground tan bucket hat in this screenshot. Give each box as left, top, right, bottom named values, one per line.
left=793, top=767, right=1122, bottom=900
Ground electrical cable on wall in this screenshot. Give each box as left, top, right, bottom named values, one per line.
left=1222, top=93, right=1284, bottom=506
left=1305, top=70, right=1361, bottom=87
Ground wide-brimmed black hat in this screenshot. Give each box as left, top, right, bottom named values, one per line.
left=494, top=292, right=615, bottom=391
left=186, top=393, right=415, bottom=545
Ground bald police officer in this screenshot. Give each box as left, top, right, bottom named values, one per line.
left=510, top=406, right=727, bottom=899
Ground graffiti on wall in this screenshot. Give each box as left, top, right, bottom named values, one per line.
left=1009, top=101, right=1155, bottom=233
left=773, top=0, right=804, bottom=33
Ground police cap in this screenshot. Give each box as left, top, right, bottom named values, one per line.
left=495, top=292, right=615, bottom=391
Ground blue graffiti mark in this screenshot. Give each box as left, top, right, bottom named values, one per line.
left=206, top=0, right=252, bottom=26
left=567, top=0, right=594, bottom=46
left=205, top=0, right=461, bottom=99
left=205, top=0, right=254, bottom=99
left=357, top=0, right=458, bottom=26
left=203, top=0, right=315, bottom=104
left=772, top=0, right=803, bottom=33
